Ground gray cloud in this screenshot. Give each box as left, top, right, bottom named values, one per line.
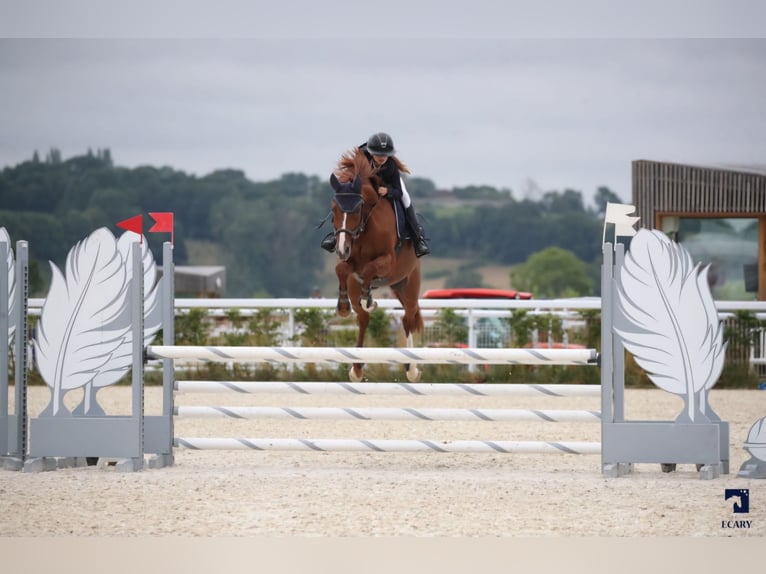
left=1, top=38, right=765, bottom=202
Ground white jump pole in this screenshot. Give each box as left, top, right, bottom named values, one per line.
left=175, top=406, right=601, bottom=423
left=148, top=345, right=599, bottom=366
left=174, top=437, right=602, bottom=455
left=174, top=381, right=602, bottom=397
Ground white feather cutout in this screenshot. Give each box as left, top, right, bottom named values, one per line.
left=34, top=228, right=131, bottom=415
left=85, top=233, right=163, bottom=390
left=2, top=228, right=16, bottom=346
left=614, top=230, right=726, bottom=419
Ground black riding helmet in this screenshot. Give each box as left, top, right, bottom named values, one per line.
left=365, top=132, right=396, bottom=157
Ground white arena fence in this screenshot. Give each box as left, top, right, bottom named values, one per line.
left=25, top=292, right=766, bottom=379
left=28, top=296, right=766, bottom=370
left=30, top=295, right=603, bottom=350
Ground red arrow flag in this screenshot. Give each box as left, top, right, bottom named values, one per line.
left=116, top=214, right=143, bottom=239
left=149, top=212, right=174, bottom=244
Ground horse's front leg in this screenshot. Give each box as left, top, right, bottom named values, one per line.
left=357, top=253, right=393, bottom=312
left=335, top=260, right=352, bottom=317
left=349, top=302, right=370, bottom=382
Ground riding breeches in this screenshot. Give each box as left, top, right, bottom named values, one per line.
left=399, top=176, right=412, bottom=208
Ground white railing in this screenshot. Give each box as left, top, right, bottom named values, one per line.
left=28, top=296, right=766, bottom=313
left=27, top=297, right=766, bottom=366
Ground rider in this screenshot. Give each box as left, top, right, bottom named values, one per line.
left=321, top=132, right=431, bottom=258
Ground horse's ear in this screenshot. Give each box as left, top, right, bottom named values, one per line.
left=329, top=173, right=341, bottom=192
left=352, top=176, right=362, bottom=194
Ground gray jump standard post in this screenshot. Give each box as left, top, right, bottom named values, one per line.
left=25, top=242, right=146, bottom=472
left=600, top=239, right=729, bottom=479
left=1, top=239, right=27, bottom=471
left=143, top=242, right=175, bottom=469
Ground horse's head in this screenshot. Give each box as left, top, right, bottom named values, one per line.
left=329, top=147, right=381, bottom=260
left=330, top=172, right=365, bottom=261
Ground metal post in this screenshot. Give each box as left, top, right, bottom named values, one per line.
left=467, top=309, right=476, bottom=373
left=0, top=239, right=9, bottom=460
left=162, top=242, right=175, bottom=461
left=287, top=308, right=295, bottom=373
left=613, top=243, right=625, bottom=422
left=130, top=242, right=144, bottom=471
left=147, top=241, right=175, bottom=468
left=600, top=242, right=614, bottom=424
left=13, top=242, right=28, bottom=464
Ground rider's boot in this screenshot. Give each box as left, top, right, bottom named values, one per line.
left=404, top=205, right=431, bottom=258
left=320, top=232, right=336, bottom=253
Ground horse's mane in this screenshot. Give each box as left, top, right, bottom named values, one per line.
left=335, top=148, right=374, bottom=185
left=334, top=148, right=411, bottom=198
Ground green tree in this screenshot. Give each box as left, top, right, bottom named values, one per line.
left=541, top=189, right=585, bottom=213
left=406, top=177, right=437, bottom=198
left=0, top=149, right=608, bottom=298
left=593, top=186, right=622, bottom=214
left=367, top=308, right=394, bottom=346
left=293, top=308, right=331, bottom=346
left=175, top=308, right=209, bottom=346
left=433, top=309, right=468, bottom=346
left=247, top=309, right=283, bottom=346
left=220, top=309, right=248, bottom=346
left=445, top=265, right=485, bottom=288
left=511, top=247, right=593, bottom=298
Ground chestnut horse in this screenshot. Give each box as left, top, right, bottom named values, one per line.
left=329, top=148, right=423, bottom=382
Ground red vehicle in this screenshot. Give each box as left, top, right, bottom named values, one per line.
left=422, top=288, right=533, bottom=300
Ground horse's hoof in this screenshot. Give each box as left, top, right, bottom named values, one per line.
left=337, top=299, right=351, bottom=317
left=349, top=365, right=363, bottom=382
left=406, top=366, right=421, bottom=383
left=360, top=296, right=377, bottom=312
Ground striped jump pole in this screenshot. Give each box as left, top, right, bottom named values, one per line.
left=174, top=437, right=602, bottom=455
left=148, top=345, right=599, bottom=366
left=151, top=343, right=602, bottom=461
left=174, top=381, right=602, bottom=397
left=175, top=406, right=601, bottom=423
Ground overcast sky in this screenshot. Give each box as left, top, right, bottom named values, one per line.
left=2, top=3, right=765, bottom=204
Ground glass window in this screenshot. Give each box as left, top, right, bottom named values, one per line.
left=663, top=217, right=758, bottom=300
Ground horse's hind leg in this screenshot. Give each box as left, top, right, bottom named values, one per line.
left=403, top=331, right=421, bottom=383
left=391, top=275, right=424, bottom=383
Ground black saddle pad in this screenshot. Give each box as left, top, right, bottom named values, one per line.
left=392, top=200, right=410, bottom=241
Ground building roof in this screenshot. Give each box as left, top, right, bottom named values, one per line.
left=158, top=265, right=227, bottom=297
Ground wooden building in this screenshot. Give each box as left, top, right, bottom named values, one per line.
left=158, top=265, right=226, bottom=298
left=632, top=160, right=766, bottom=300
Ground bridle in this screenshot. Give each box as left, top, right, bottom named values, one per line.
left=332, top=192, right=380, bottom=245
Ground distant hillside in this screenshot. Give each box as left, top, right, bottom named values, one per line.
left=188, top=239, right=519, bottom=298
left=0, top=151, right=611, bottom=297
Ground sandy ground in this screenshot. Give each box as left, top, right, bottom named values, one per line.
left=1, top=385, right=764, bottom=537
